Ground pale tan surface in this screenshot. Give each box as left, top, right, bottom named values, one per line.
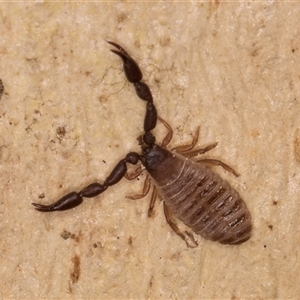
left=0, top=2, right=299, bottom=299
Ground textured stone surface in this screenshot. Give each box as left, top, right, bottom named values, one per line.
left=0, top=2, right=299, bottom=299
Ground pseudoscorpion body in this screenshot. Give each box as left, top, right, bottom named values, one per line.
left=32, top=42, right=252, bottom=247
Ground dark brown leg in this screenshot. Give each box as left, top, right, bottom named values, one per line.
left=163, top=202, right=198, bottom=248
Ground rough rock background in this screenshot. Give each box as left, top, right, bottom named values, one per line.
left=0, top=2, right=299, bottom=299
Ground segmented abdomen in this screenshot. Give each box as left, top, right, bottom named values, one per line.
left=157, top=157, right=252, bottom=244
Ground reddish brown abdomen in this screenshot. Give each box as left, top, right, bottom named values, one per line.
left=152, top=153, right=252, bottom=244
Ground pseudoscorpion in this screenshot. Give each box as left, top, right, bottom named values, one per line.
left=32, top=42, right=252, bottom=247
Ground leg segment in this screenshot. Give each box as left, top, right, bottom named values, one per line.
left=163, top=202, right=198, bottom=248
left=125, top=165, right=143, bottom=180
left=182, top=142, right=218, bottom=158
left=158, top=116, right=173, bottom=148
left=126, top=175, right=151, bottom=200
left=197, top=158, right=239, bottom=177
left=171, top=126, right=217, bottom=157
left=108, top=41, right=157, bottom=135
left=125, top=175, right=159, bottom=218
left=171, top=126, right=200, bottom=153
left=32, top=152, right=141, bottom=212
left=169, top=126, right=238, bottom=175
left=147, top=187, right=158, bottom=218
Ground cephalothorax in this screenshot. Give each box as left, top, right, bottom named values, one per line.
left=32, top=42, right=252, bottom=247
